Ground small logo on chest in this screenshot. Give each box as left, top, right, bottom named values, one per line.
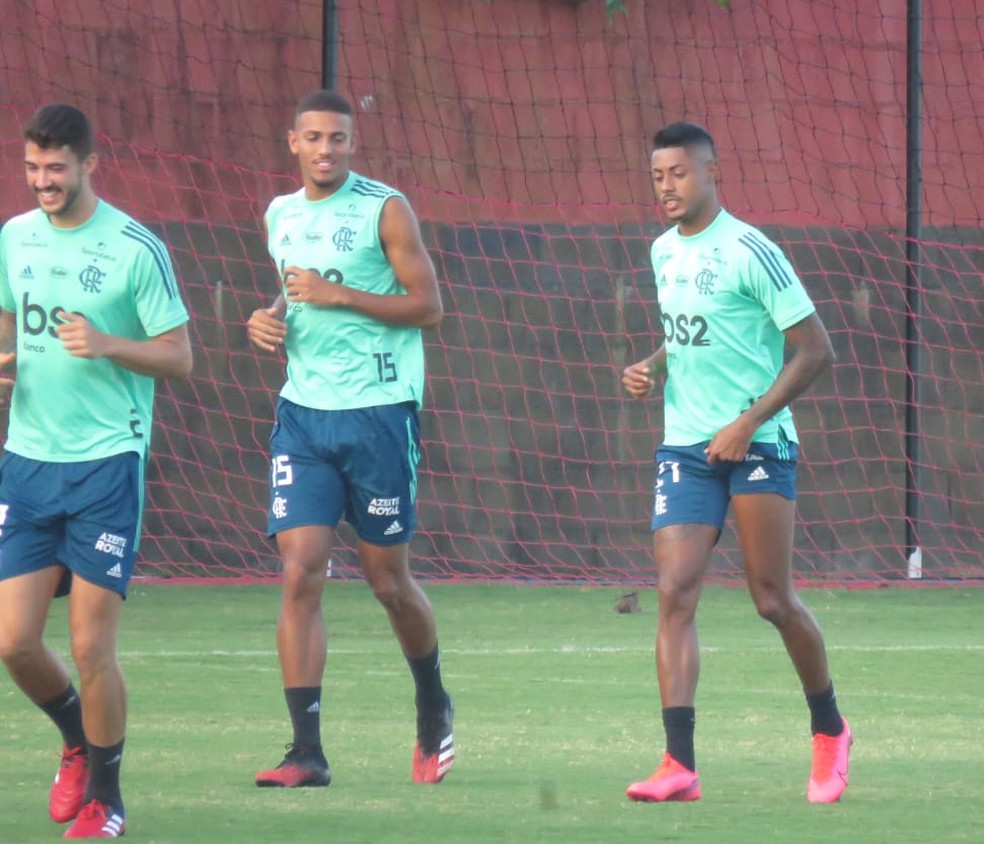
left=79, top=265, right=106, bottom=293
left=332, top=227, right=356, bottom=252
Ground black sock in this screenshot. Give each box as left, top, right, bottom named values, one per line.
left=662, top=706, right=696, bottom=772
left=85, top=739, right=124, bottom=810
left=806, top=683, right=844, bottom=736
left=407, top=645, right=447, bottom=711
left=40, top=683, right=86, bottom=750
left=285, top=687, right=323, bottom=754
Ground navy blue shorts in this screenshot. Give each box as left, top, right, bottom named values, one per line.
left=0, top=451, right=143, bottom=596
left=650, top=440, right=798, bottom=532
left=267, top=398, right=420, bottom=546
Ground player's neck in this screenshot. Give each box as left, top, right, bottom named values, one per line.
left=47, top=191, right=100, bottom=230
left=303, top=170, right=350, bottom=202
left=677, top=202, right=722, bottom=238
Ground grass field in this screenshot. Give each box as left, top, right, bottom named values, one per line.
left=2, top=582, right=983, bottom=843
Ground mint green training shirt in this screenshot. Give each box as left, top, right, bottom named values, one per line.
left=651, top=209, right=816, bottom=447
left=0, top=200, right=189, bottom=461
left=265, top=172, right=426, bottom=411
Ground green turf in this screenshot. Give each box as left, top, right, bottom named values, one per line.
left=2, top=582, right=983, bottom=843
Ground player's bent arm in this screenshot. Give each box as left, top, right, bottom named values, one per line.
left=247, top=294, right=288, bottom=352
left=334, top=195, right=443, bottom=328
left=0, top=310, right=15, bottom=354
left=100, top=322, right=193, bottom=379
left=622, top=344, right=667, bottom=398
left=643, top=345, right=668, bottom=377
left=0, top=311, right=15, bottom=390
left=737, top=312, right=835, bottom=432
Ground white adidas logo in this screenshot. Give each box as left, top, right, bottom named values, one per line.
left=306, top=701, right=320, bottom=713
left=747, top=466, right=770, bottom=482
left=436, top=734, right=454, bottom=777
left=100, top=812, right=125, bottom=837
left=106, top=563, right=123, bottom=578
left=383, top=520, right=403, bottom=536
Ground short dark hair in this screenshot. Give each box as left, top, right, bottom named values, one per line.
left=23, top=103, right=93, bottom=160
left=295, top=90, right=354, bottom=119
left=652, top=122, right=716, bottom=157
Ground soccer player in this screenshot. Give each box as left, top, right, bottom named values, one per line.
left=622, top=122, right=851, bottom=804
left=247, top=90, right=453, bottom=788
left=0, top=103, right=192, bottom=839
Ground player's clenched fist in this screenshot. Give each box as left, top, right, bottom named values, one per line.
left=247, top=304, right=287, bottom=353
left=622, top=359, right=655, bottom=398
left=56, top=312, right=108, bottom=359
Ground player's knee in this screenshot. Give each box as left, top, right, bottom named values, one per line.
left=69, top=632, right=116, bottom=679
left=657, top=577, right=701, bottom=618
left=0, top=629, right=38, bottom=669
left=370, top=578, right=400, bottom=610
left=369, top=573, right=415, bottom=612
left=281, top=556, right=328, bottom=597
left=752, top=589, right=795, bottom=627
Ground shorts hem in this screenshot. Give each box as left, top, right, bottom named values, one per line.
left=267, top=519, right=340, bottom=539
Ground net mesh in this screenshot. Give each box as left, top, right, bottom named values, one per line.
left=1, top=0, right=982, bottom=582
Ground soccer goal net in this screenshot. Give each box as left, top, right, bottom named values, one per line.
left=0, top=0, right=981, bottom=583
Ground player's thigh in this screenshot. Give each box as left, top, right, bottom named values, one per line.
left=0, top=452, right=65, bottom=586
left=267, top=401, right=347, bottom=539
left=731, top=493, right=797, bottom=590
left=62, top=453, right=142, bottom=597
left=342, top=403, right=420, bottom=547
left=729, top=441, right=798, bottom=589
left=649, top=444, right=726, bottom=600
left=68, top=576, right=124, bottom=667
left=652, top=524, right=719, bottom=612
left=276, top=524, right=336, bottom=577
left=357, top=538, right=411, bottom=590
left=0, top=567, right=65, bottom=655
left=650, top=444, right=729, bottom=534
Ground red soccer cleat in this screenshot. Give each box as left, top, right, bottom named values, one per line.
left=254, top=744, right=331, bottom=788
left=49, top=744, right=90, bottom=824
left=626, top=752, right=701, bottom=802
left=63, top=799, right=125, bottom=839
left=808, top=717, right=853, bottom=803
left=412, top=697, right=454, bottom=784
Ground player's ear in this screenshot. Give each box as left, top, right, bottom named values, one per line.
left=82, top=152, right=98, bottom=178
left=705, top=155, right=719, bottom=185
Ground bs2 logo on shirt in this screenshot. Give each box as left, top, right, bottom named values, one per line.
left=20, top=292, right=84, bottom=339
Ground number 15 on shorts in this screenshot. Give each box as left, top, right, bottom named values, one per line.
left=272, top=454, right=293, bottom=488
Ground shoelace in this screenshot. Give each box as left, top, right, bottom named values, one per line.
left=63, top=753, right=87, bottom=771
left=76, top=801, right=104, bottom=821
left=811, top=734, right=840, bottom=776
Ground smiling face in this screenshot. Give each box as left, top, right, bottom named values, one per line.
left=24, top=141, right=97, bottom=228
left=288, top=109, right=355, bottom=200
left=650, top=142, right=720, bottom=236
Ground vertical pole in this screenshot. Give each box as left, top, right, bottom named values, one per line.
left=322, top=0, right=339, bottom=90
left=614, top=273, right=628, bottom=464
left=904, top=0, right=923, bottom=578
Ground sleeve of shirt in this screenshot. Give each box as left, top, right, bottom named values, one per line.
left=264, top=198, right=283, bottom=269
left=131, top=233, right=190, bottom=337
left=0, top=225, right=13, bottom=312
left=739, top=231, right=815, bottom=331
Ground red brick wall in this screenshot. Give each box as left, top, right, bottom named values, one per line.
left=1, top=0, right=981, bottom=228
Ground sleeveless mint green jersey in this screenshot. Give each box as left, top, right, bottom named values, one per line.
left=651, top=209, right=816, bottom=447
left=0, top=200, right=189, bottom=461
left=265, top=172, right=426, bottom=410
